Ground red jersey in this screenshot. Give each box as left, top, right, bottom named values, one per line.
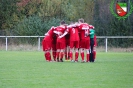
left=55, top=25, right=66, bottom=42
left=66, top=26, right=79, bottom=41
left=78, top=23, right=89, bottom=30
left=44, top=27, right=55, bottom=41
left=78, top=23, right=90, bottom=40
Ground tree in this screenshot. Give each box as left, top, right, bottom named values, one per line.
left=0, top=0, right=19, bottom=30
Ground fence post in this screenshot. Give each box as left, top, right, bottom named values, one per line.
left=38, top=36, right=40, bottom=51
left=105, top=37, right=108, bottom=52
left=6, top=36, right=8, bottom=51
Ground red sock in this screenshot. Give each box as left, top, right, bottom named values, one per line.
left=75, top=52, right=79, bottom=61
left=81, top=52, right=84, bottom=61
left=93, top=51, right=96, bottom=60
left=47, top=52, right=51, bottom=61
left=60, top=52, right=64, bottom=60
left=86, top=54, right=90, bottom=62
left=44, top=53, right=48, bottom=61
left=69, top=52, right=73, bottom=60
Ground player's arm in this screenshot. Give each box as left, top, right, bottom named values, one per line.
left=89, top=29, right=95, bottom=35
left=43, top=34, right=46, bottom=37
left=53, top=31, right=61, bottom=35
left=59, top=30, right=68, bottom=38
left=44, top=33, right=49, bottom=36
left=45, top=26, right=55, bottom=36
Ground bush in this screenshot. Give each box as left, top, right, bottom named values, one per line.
left=13, top=15, right=44, bottom=36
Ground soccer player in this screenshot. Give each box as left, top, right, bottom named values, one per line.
left=89, top=25, right=95, bottom=62
left=53, top=21, right=67, bottom=62
left=93, top=34, right=97, bottom=60
left=59, top=22, right=80, bottom=62
left=42, top=26, right=55, bottom=62
left=78, top=18, right=90, bottom=62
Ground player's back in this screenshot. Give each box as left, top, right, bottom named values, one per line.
left=67, top=26, right=79, bottom=41
left=79, top=23, right=89, bottom=30
left=44, top=27, right=55, bottom=41
left=55, top=25, right=66, bottom=42
left=78, top=23, right=90, bottom=40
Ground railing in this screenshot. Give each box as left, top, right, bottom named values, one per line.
left=97, top=36, right=133, bottom=52
left=0, top=36, right=133, bottom=52
left=0, top=36, right=44, bottom=51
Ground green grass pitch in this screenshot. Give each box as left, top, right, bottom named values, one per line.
left=0, top=51, right=133, bottom=88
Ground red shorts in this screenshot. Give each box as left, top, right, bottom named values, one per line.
left=80, top=39, right=90, bottom=49
left=56, top=41, right=66, bottom=49
left=42, top=40, right=52, bottom=51
left=70, top=41, right=79, bottom=48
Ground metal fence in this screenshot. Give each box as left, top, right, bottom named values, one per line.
left=0, top=36, right=133, bottom=52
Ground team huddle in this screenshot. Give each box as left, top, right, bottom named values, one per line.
left=42, top=18, right=97, bottom=63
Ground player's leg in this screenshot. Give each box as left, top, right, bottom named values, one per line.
left=59, top=41, right=66, bottom=62
left=46, top=49, right=52, bottom=62
left=90, top=38, right=94, bottom=62
left=56, top=42, right=60, bottom=62
left=75, top=48, right=79, bottom=62
left=52, top=50, right=56, bottom=61
left=69, top=41, right=74, bottom=62
left=56, top=49, right=60, bottom=62
left=79, top=40, right=85, bottom=62
left=85, top=39, right=90, bottom=62
left=93, top=46, right=96, bottom=61
left=65, top=47, right=68, bottom=61
left=85, top=49, right=90, bottom=62
left=60, top=49, right=64, bottom=62
left=42, top=40, right=52, bottom=62
left=69, top=48, right=74, bottom=62
left=52, top=43, right=56, bottom=61
left=65, top=46, right=70, bottom=61
left=65, top=39, right=69, bottom=61
left=43, top=48, right=52, bottom=62
left=80, top=48, right=85, bottom=62
left=67, top=46, right=70, bottom=61
left=74, top=41, right=79, bottom=62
